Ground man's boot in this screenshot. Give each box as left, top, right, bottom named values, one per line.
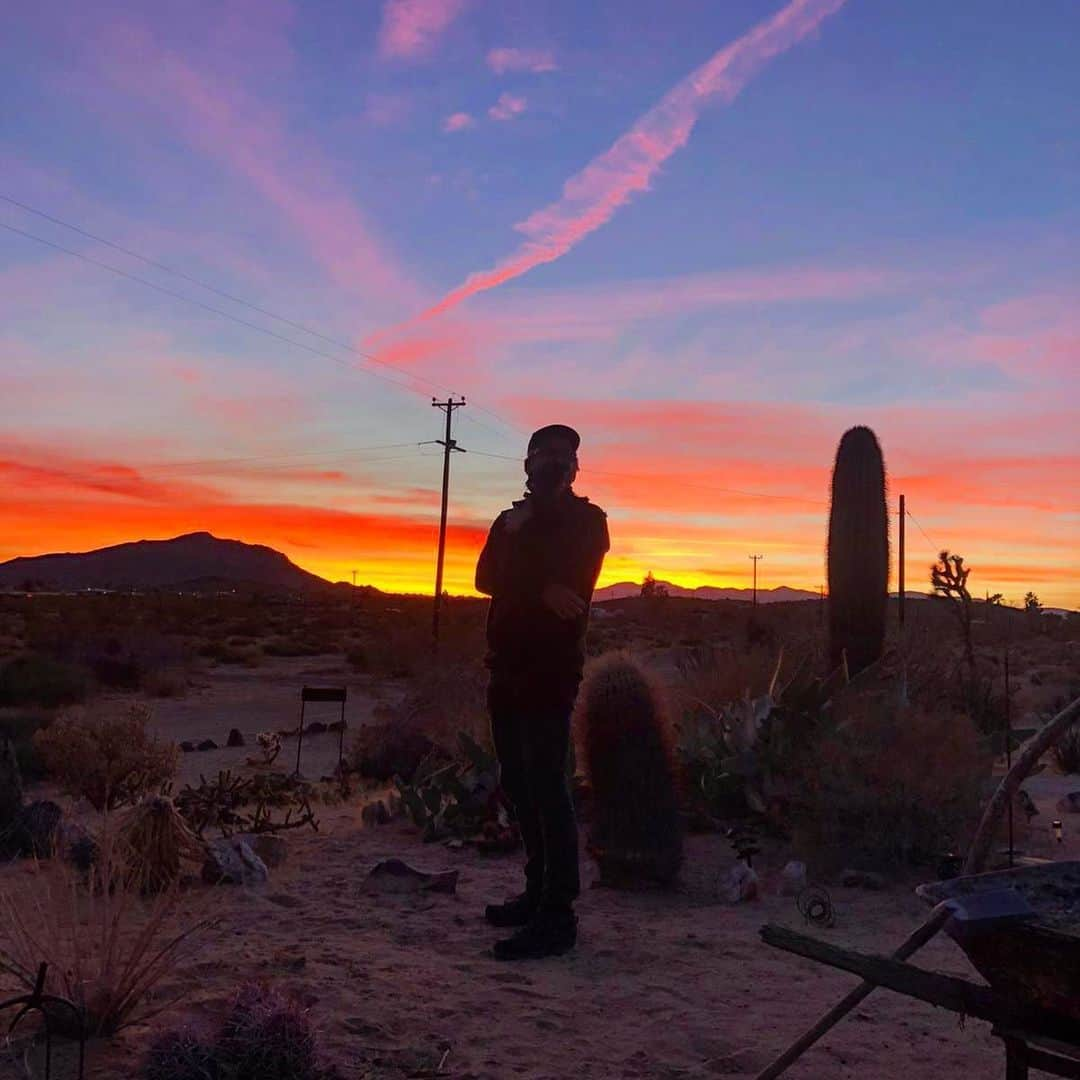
left=484, top=890, right=539, bottom=928
left=493, top=907, right=577, bottom=961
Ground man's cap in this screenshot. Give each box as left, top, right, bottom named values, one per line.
left=527, top=424, right=580, bottom=455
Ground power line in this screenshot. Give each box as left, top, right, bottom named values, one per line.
left=0, top=219, right=427, bottom=397
left=0, top=203, right=524, bottom=440
left=905, top=508, right=939, bottom=555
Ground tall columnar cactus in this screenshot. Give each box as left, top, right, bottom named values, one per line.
left=576, top=652, right=683, bottom=886
left=827, top=426, right=889, bottom=676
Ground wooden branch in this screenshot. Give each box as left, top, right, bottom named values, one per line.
left=965, top=693, right=1080, bottom=874
left=759, top=925, right=1075, bottom=1041
left=754, top=905, right=951, bottom=1080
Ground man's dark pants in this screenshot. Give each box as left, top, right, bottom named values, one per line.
left=488, top=670, right=580, bottom=912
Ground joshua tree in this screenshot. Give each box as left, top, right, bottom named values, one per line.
left=1024, top=591, right=1042, bottom=613
left=827, top=426, right=889, bottom=676
left=931, top=550, right=975, bottom=674
left=640, top=572, right=668, bottom=600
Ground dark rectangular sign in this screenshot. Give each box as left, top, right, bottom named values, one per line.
left=301, top=686, right=347, bottom=703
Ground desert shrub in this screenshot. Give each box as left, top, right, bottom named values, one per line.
left=0, top=830, right=211, bottom=1037
left=576, top=653, right=683, bottom=885
left=394, top=660, right=492, bottom=755
left=0, top=653, right=88, bottom=708
left=0, top=710, right=55, bottom=781
left=793, top=697, right=990, bottom=872
left=1052, top=727, right=1080, bottom=775
left=34, top=703, right=179, bottom=811
left=263, top=636, right=329, bottom=658
left=144, top=982, right=340, bottom=1080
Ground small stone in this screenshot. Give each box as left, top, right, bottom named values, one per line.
left=328, top=719, right=346, bottom=733
left=720, top=862, right=759, bottom=903
left=197, top=739, right=218, bottom=752
left=364, top=858, right=458, bottom=896
left=267, top=892, right=304, bottom=909
left=180, top=740, right=197, bottom=753
left=250, top=834, right=287, bottom=868
left=202, top=838, right=269, bottom=886
left=841, top=868, right=885, bottom=891
left=304, top=721, right=327, bottom=735
left=226, top=728, right=245, bottom=748
left=780, top=860, right=808, bottom=897
left=1056, top=792, right=1080, bottom=815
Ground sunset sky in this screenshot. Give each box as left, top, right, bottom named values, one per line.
left=2, top=0, right=1078, bottom=607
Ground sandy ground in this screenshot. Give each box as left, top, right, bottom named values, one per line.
left=3, top=651, right=1077, bottom=1079
left=137, top=656, right=394, bottom=785
left=4, top=802, right=1068, bottom=1080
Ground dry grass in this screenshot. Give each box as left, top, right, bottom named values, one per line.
left=0, top=823, right=212, bottom=1037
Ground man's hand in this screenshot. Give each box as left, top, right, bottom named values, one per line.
left=542, top=583, right=587, bottom=620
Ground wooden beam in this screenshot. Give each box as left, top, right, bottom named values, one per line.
left=759, top=925, right=1076, bottom=1042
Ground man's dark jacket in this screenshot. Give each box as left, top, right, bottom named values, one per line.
left=475, top=492, right=609, bottom=678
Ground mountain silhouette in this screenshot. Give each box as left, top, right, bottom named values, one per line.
left=593, top=580, right=820, bottom=603
left=0, top=532, right=331, bottom=593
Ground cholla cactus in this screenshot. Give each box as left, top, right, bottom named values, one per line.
left=827, top=426, right=889, bottom=676
left=256, top=731, right=282, bottom=766
left=577, top=653, right=682, bottom=886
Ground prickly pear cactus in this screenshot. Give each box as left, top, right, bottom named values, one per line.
left=827, top=426, right=889, bottom=676
left=577, top=652, right=683, bottom=886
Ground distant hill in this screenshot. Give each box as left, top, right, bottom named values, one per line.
left=593, top=581, right=819, bottom=603
left=0, top=532, right=331, bottom=593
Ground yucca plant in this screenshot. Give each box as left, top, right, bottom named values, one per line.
left=0, top=820, right=212, bottom=1037
left=827, top=426, right=890, bottom=676
left=577, top=653, right=682, bottom=886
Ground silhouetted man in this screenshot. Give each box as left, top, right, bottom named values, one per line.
left=475, top=424, right=610, bottom=960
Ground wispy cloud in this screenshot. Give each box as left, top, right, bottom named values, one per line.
left=443, top=111, right=475, bottom=133
left=91, top=21, right=420, bottom=309
left=488, top=92, right=527, bottom=121
left=378, top=0, right=468, bottom=61
left=417, top=0, right=847, bottom=320
left=487, top=47, right=557, bottom=74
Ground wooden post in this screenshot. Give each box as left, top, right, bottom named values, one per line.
left=898, top=494, right=905, bottom=628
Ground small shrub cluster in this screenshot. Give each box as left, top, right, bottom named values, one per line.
left=0, top=710, right=55, bottom=781
left=0, top=653, right=88, bottom=708
left=34, top=703, right=179, bottom=811
left=144, top=982, right=341, bottom=1080
left=792, top=695, right=990, bottom=871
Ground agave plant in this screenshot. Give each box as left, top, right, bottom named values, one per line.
left=684, top=652, right=849, bottom=822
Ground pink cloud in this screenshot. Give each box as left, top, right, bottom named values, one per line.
left=443, top=111, right=475, bottom=133
left=487, top=47, right=557, bottom=74
left=488, top=92, right=527, bottom=121
left=378, top=0, right=468, bottom=60
left=416, top=0, right=847, bottom=320
left=91, top=21, right=420, bottom=310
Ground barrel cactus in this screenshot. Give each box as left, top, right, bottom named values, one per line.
left=575, top=653, right=683, bottom=886
left=827, top=426, right=889, bottom=676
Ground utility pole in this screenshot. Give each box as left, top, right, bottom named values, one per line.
left=432, top=396, right=467, bottom=649
left=749, top=554, right=764, bottom=607
left=351, top=569, right=357, bottom=588
left=898, top=494, right=906, bottom=628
